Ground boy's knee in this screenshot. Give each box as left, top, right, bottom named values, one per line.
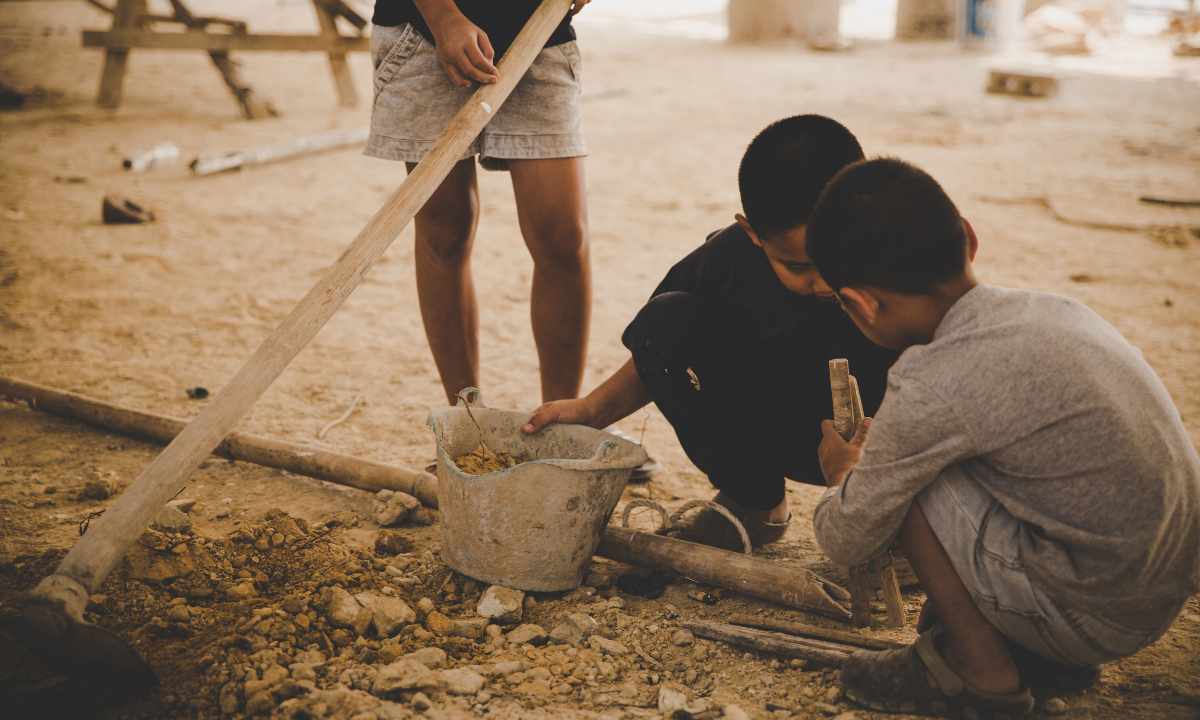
left=416, top=203, right=477, bottom=266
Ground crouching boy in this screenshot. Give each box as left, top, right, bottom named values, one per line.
left=807, top=158, right=1200, bottom=717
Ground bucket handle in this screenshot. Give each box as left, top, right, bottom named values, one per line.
left=455, top=387, right=485, bottom=408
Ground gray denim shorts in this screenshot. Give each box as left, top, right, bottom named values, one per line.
left=917, top=472, right=1181, bottom=667
left=366, top=23, right=587, bottom=165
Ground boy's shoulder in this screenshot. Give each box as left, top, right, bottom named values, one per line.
left=893, top=285, right=1127, bottom=385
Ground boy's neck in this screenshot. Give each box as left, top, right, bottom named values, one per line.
left=919, top=275, right=979, bottom=343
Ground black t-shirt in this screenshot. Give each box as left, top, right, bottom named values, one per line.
left=372, top=1, right=576, bottom=59
left=651, top=223, right=897, bottom=419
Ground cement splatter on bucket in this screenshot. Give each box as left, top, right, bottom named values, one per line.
left=427, top=389, right=649, bottom=591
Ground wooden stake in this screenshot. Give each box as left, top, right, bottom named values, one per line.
left=29, top=0, right=574, bottom=623
left=829, top=359, right=907, bottom=629
left=684, top=620, right=852, bottom=667
left=728, top=614, right=904, bottom=651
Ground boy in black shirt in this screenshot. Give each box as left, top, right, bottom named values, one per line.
left=524, top=115, right=896, bottom=549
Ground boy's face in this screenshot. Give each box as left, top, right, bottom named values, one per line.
left=736, top=215, right=833, bottom=297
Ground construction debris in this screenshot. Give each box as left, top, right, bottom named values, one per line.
left=188, top=128, right=369, bottom=176
left=101, top=194, right=156, bottom=224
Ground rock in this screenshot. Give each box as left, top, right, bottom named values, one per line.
left=408, top=507, right=437, bottom=526
left=485, top=624, right=503, bottom=641
left=227, top=581, right=257, bottom=599
left=416, top=598, right=436, bottom=617
left=824, top=686, right=842, bottom=704
left=658, top=686, right=688, bottom=714
left=323, top=586, right=371, bottom=635
left=672, top=629, right=695, bottom=647
left=506, top=623, right=548, bottom=646
left=488, top=660, right=526, bottom=677
left=373, top=659, right=443, bottom=697
left=438, top=668, right=486, bottom=696
left=80, top=477, right=116, bottom=500
left=290, top=663, right=317, bottom=681
left=404, top=647, right=448, bottom=668
left=375, top=491, right=421, bottom=527
left=374, top=531, right=413, bottom=556
left=167, top=498, right=196, bottom=513
left=219, top=681, right=241, bottom=714
left=723, top=704, right=751, bottom=720
left=1044, top=697, right=1068, bottom=715
left=411, top=692, right=432, bottom=711
left=355, top=592, right=416, bottom=637
left=550, top=613, right=599, bottom=645
left=588, top=635, right=629, bottom=656
left=262, top=664, right=289, bottom=686
left=424, top=610, right=453, bottom=635
left=125, top=545, right=195, bottom=583
left=477, top=585, right=525, bottom=625
left=152, top=505, right=193, bottom=533
left=166, top=604, right=190, bottom=623
left=244, top=690, right=275, bottom=717
left=274, top=680, right=314, bottom=701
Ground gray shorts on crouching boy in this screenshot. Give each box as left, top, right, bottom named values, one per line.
left=918, top=472, right=1184, bottom=667
left=366, top=23, right=587, bottom=166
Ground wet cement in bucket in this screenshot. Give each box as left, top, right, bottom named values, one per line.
left=453, top=445, right=529, bottom=475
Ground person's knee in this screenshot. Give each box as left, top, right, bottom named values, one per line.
left=416, top=191, right=478, bottom=267
left=524, top=214, right=589, bottom=273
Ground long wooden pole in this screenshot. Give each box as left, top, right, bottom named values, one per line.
left=597, top=527, right=852, bottom=621
left=30, top=0, right=574, bottom=622
left=684, top=620, right=852, bottom=667
left=0, top=376, right=437, bottom=507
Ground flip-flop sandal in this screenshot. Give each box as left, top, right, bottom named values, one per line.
left=916, top=603, right=1099, bottom=694
left=841, top=627, right=1035, bottom=718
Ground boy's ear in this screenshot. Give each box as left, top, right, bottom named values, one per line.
left=735, top=213, right=764, bottom=249
left=839, top=287, right=880, bottom=326
left=962, top=217, right=979, bottom=262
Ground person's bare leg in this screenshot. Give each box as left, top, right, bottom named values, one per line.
left=410, top=160, right=481, bottom=404
left=898, top=502, right=1021, bottom=694
left=508, top=157, right=591, bottom=402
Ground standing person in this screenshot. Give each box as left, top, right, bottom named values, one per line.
left=524, top=116, right=897, bottom=550
left=368, top=1, right=594, bottom=403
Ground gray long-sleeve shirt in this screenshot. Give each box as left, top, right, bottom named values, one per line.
left=814, top=285, right=1200, bottom=622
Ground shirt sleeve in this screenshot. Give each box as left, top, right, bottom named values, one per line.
left=813, top=372, right=976, bottom=566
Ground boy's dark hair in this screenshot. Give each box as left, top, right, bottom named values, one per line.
left=738, top=115, right=864, bottom=236
left=807, top=158, right=969, bottom=293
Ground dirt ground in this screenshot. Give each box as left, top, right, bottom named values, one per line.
left=1, top=2, right=1199, bottom=719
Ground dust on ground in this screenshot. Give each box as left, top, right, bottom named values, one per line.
left=1, top=2, right=1199, bottom=719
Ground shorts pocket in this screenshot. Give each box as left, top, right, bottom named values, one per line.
left=374, top=24, right=423, bottom=97
left=557, top=41, right=582, bottom=82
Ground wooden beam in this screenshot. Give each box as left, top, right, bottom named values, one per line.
left=82, top=29, right=369, bottom=52
left=96, top=0, right=145, bottom=108
left=313, top=0, right=358, bottom=107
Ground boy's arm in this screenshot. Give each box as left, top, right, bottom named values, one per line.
left=813, top=374, right=975, bottom=566
left=412, top=0, right=499, bottom=86
left=523, top=359, right=651, bottom=433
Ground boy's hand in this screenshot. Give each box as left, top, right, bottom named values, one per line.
left=523, top=398, right=598, bottom=434
left=571, top=0, right=593, bottom=15
left=428, top=12, right=499, bottom=87
left=819, top=418, right=871, bottom=487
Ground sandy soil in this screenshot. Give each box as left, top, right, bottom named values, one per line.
left=1, top=2, right=1199, bottom=719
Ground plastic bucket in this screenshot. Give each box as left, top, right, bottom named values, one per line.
left=427, top=390, right=649, bottom=591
